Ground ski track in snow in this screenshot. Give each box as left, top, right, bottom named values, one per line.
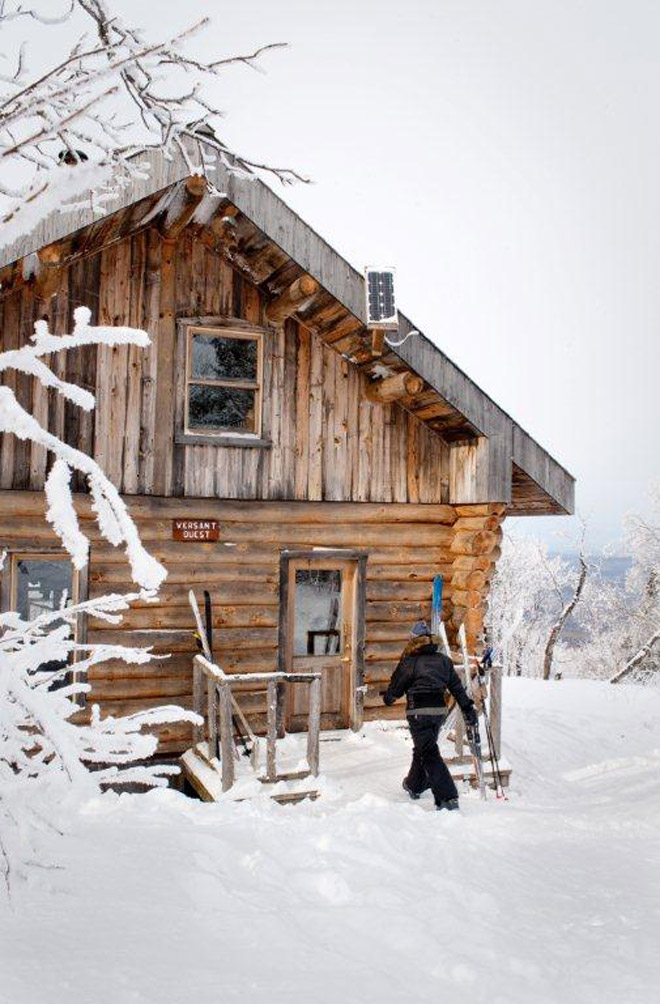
left=1, top=679, right=659, bottom=1004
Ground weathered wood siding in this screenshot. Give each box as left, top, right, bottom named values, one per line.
left=0, top=492, right=504, bottom=754
left=0, top=229, right=449, bottom=503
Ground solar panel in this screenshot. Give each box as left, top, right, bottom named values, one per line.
left=364, top=267, right=398, bottom=330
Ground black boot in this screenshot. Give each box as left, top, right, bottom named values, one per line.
left=403, top=780, right=426, bottom=800
left=436, top=798, right=460, bottom=812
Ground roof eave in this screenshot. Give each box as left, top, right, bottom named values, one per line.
left=0, top=141, right=575, bottom=515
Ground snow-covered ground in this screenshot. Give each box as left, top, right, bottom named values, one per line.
left=2, top=679, right=659, bottom=1004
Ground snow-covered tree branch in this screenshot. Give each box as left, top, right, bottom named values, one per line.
left=0, top=587, right=200, bottom=896
left=0, top=0, right=306, bottom=247
left=610, top=626, right=660, bottom=684
left=0, top=304, right=207, bottom=895
left=0, top=306, right=166, bottom=590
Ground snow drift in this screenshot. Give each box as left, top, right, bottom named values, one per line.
left=1, top=678, right=658, bottom=1004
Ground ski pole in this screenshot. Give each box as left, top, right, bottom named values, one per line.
left=458, top=626, right=487, bottom=800
left=481, top=709, right=508, bottom=800
left=477, top=660, right=508, bottom=800
left=465, top=721, right=487, bottom=799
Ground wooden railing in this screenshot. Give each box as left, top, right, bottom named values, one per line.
left=192, top=654, right=322, bottom=793
left=438, top=623, right=502, bottom=759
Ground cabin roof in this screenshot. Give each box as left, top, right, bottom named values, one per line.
left=0, top=141, right=575, bottom=516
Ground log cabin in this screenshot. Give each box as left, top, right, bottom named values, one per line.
left=0, top=139, right=574, bottom=758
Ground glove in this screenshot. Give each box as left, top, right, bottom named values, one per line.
left=463, top=702, right=478, bottom=727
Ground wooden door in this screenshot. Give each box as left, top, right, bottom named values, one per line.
left=284, top=557, right=358, bottom=731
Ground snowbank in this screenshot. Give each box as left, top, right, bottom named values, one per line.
left=1, top=679, right=659, bottom=1004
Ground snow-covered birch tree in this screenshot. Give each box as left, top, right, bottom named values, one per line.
left=541, top=528, right=589, bottom=680
left=603, top=489, right=660, bottom=684
left=486, top=533, right=584, bottom=679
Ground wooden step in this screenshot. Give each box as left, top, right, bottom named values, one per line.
left=181, top=747, right=319, bottom=804
left=447, top=756, right=512, bottom=790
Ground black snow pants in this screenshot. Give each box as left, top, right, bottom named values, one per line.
left=405, top=714, right=458, bottom=805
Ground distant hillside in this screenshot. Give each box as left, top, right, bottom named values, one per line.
left=551, top=552, right=632, bottom=587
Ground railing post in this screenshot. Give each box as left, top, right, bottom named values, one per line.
left=218, top=681, right=235, bottom=792
left=266, top=678, right=278, bottom=783
left=490, top=666, right=502, bottom=759
left=275, top=681, right=286, bottom=738
left=306, top=675, right=321, bottom=777
left=207, top=679, right=218, bottom=760
left=192, top=659, right=203, bottom=747
left=455, top=625, right=472, bottom=761
left=454, top=713, right=465, bottom=759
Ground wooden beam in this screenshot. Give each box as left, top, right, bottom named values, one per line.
left=371, top=329, right=386, bottom=357
left=450, top=529, right=499, bottom=556
left=160, top=176, right=207, bottom=239
left=34, top=244, right=64, bottom=303
left=365, top=371, right=424, bottom=404
left=265, top=274, right=319, bottom=325
left=152, top=237, right=176, bottom=495
left=209, top=205, right=239, bottom=249
left=29, top=245, right=67, bottom=489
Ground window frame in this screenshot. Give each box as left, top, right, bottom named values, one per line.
left=1, top=546, right=88, bottom=700
left=293, top=566, right=344, bottom=657
left=177, top=319, right=266, bottom=445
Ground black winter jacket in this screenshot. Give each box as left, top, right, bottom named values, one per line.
left=383, top=636, right=476, bottom=720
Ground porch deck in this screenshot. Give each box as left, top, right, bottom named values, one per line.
left=181, top=723, right=511, bottom=805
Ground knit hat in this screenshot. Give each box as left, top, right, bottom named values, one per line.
left=410, top=620, right=431, bottom=639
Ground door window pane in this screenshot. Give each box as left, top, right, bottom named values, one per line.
left=191, top=333, right=258, bottom=382
left=294, top=569, right=342, bottom=656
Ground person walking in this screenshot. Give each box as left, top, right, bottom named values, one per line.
left=384, top=620, right=477, bottom=811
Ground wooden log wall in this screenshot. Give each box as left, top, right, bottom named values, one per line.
left=0, top=493, right=504, bottom=753
left=447, top=503, right=506, bottom=651
left=0, top=228, right=449, bottom=504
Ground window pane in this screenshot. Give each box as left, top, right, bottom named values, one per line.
left=191, top=333, right=258, bottom=382
left=15, top=558, right=73, bottom=621
left=14, top=558, right=73, bottom=684
left=188, top=385, right=257, bottom=432
left=294, top=569, right=342, bottom=656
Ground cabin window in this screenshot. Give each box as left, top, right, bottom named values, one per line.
left=184, top=327, right=263, bottom=438
left=7, top=553, right=80, bottom=687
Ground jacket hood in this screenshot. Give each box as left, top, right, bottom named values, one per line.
left=403, top=634, right=439, bottom=657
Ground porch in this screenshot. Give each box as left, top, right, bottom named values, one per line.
left=180, top=631, right=510, bottom=804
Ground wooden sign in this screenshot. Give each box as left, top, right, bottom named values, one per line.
left=172, top=519, right=220, bottom=542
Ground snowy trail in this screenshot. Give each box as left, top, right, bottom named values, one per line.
left=1, top=679, right=659, bottom=1004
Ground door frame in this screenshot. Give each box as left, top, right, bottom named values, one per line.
left=278, top=549, right=367, bottom=732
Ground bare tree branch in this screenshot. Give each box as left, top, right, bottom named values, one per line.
left=0, top=0, right=307, bottom=241
left=610, top=626, right=660, bottom=684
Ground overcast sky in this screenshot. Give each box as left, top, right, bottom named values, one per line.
left=16, top=1, right=660, bottom=552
